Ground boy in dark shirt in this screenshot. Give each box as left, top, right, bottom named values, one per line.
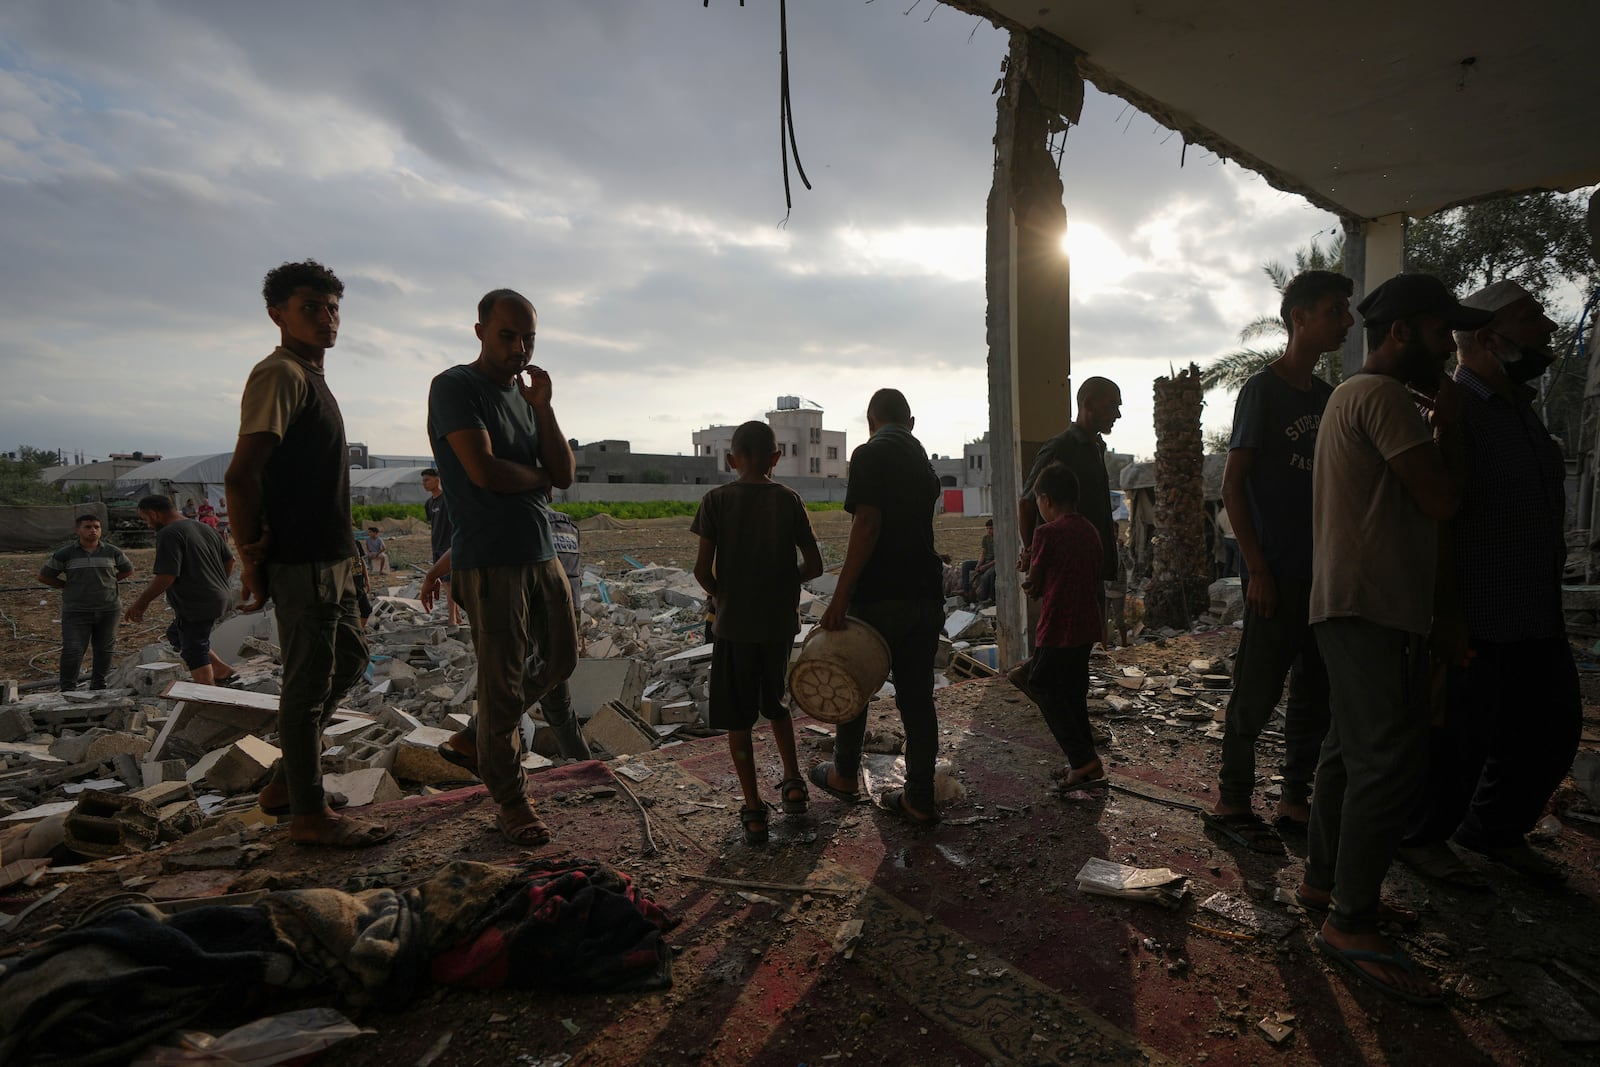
left=1022, top=463, right=1106, bottom=791
left=691, top=421, right=824, bottom=845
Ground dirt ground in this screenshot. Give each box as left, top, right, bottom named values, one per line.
left=0, top=513, right=989, bottom=685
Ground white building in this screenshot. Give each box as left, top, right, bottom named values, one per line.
left=692, top=396, right=847, bottom=479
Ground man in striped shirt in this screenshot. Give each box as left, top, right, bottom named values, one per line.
left=39, top=514, right=133, bottom=691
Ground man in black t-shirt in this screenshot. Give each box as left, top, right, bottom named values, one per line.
left=1019, top=377, right=1122, bottom=585
left=812, top=388, right=944, bottom=825
left=1205, top=270, right=1352, bottom=852
left=124, top=495, right=238, bottom=686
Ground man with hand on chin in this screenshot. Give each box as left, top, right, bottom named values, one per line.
left=428, top=289, right=577, bottom=848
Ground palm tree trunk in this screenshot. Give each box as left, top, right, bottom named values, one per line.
left=1144, top=364, right=1212, bottom=629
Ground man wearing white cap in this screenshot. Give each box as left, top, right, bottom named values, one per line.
left=1399, top=279, right=1574, bottom=889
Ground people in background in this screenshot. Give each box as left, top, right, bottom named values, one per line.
left=38, top=514, right=133, bottom=692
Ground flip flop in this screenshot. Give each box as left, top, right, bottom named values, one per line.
left=1314, top=931, right=1442, bottom=1006
left=1199, top=810, right=1285, bottom=854
left=496, top=808, right=551, bottom=847
left=1294, top=890, right=1419, bottom=927
left=260, top=789, right=350, bottom=818
left=1272, top=814, right=1309, bottom=836
left=808, top=762, right=860, bottom=803
left=880, top=788, right=940, bottom=828
left=1054, top=773, right=1110, bottom=795
left=289, top=815, right=394, bottom=849
left=777, top=777, right=810, bottom=815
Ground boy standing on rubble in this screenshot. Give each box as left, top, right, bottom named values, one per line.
left=1021, top=463, right=1107, bottom=792
left=691, top=421, right=824, bottom=846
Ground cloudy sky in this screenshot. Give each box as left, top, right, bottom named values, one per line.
left=0, top=0, right=1345, bottom=467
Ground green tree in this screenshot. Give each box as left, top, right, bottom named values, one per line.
left=1202, top=234, right=1346, bottom=393
left=0, top=447, right=77, bottom=506
left=1406, top=190, right=1594, bottom=302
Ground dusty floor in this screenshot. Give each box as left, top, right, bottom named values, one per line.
left=4, top=630, right=1599, bottom=1065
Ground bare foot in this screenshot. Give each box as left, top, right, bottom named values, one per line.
left=1318, top=920, right=1439, bottom=1000
left=1210, top=799, right=1252, bottom=817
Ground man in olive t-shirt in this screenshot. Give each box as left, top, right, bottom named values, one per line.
left=224, top=259, right=386, bottom=849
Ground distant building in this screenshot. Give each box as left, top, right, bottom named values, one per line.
left=692, top=396, right=847, bottom=479
left=571, top=439, right=723, bottom=485
left=347, top=442, right=435, bottom=469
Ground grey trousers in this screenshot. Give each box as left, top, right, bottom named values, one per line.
left=1305, top=617, right=1430, bottom=934
left=1217, top=579, right=1330, bottom=808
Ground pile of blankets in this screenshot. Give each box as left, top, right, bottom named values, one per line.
left=0, top=857, right=674, bottom=1066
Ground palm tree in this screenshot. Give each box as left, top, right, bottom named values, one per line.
left=1202, top=235, right=1346, bottom=393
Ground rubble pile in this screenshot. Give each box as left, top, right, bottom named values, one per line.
left=1, top=552, right=1242, bottom=875
left=1087, top=654, right=1236, bottom=744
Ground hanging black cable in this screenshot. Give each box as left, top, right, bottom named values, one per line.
left=778, top=0, right=811, bottom=225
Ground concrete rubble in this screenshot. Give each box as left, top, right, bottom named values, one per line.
left=6, top=557, right=1597, bottom=876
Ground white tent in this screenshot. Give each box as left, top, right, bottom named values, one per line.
left=349, top=465, right=431, bottom=506
left=113, top=453, right=232, bottom=509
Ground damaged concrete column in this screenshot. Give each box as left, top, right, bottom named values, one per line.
left=986, top=30, right=1082, bottom=663
left=1144, top=364, right=1211, bottom=628
left=1340, top=212, right=1407, bottom=378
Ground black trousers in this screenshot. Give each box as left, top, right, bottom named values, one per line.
left=1404, top=635, right=1581, bottom=850
left=1030, top=644, right=1096, bottom=769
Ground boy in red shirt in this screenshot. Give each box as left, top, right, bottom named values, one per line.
left=1022, top=462, right=1106, bottom=791
left=692, top=421, right=825, bottom=845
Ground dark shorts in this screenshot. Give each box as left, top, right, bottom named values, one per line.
left=166, top=616, right=218, bottom=669
left=709, top=636, right=793, bottom=731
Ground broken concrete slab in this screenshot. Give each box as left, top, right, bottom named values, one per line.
left=0, top=707, right=35, bottom=743
left=582, top=701, right=659, bottom=757
left=203, top=736, right=281, bottom=794
left=322, top=767, right=403, bottom=808
left=564, top=658, right=648, bottom=721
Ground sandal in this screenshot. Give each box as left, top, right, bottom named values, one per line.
left=436, top=735, right=479, bottom=775
left=496, top=806, right=552, bottom=847
left=1295, top=888, right=1419, bottom=927
left=778, top=777, right=810, bottom=815
left=1314, top=931, right=1442, bottom=1006
left=740, top=805, right=770, bottom=846
left=1199, top=810, right=1285, bottom=854
left=289, top=815, right=394, bottom=849
left=808, top=762, right=860, bottom=803
left=260, top=788, right=350, bottom=818
left=880, top=788, right=940, bottom=828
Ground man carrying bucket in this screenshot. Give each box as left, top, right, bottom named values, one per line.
left=811, top=388, right=945, bottom=826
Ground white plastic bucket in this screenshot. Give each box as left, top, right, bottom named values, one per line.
left=788, top=618, right=892, bottom=724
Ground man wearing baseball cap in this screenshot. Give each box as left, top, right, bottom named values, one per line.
left=1298, top=273, right=1491, bottom=1005
left=1399, top=279, right=1574, bottom=889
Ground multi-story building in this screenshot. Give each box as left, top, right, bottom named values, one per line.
left=692, top=396, right=847, bottom=479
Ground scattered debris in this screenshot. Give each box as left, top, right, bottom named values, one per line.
left=1074, top=858, right=1188, bottom=909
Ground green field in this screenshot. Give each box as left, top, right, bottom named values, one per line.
left=352, top=499, right=846, bottom=525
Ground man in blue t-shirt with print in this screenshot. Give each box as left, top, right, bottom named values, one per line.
left=1204, top=270, right=1353, bottom=852
left=427, top=288, right=577, bottom=848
